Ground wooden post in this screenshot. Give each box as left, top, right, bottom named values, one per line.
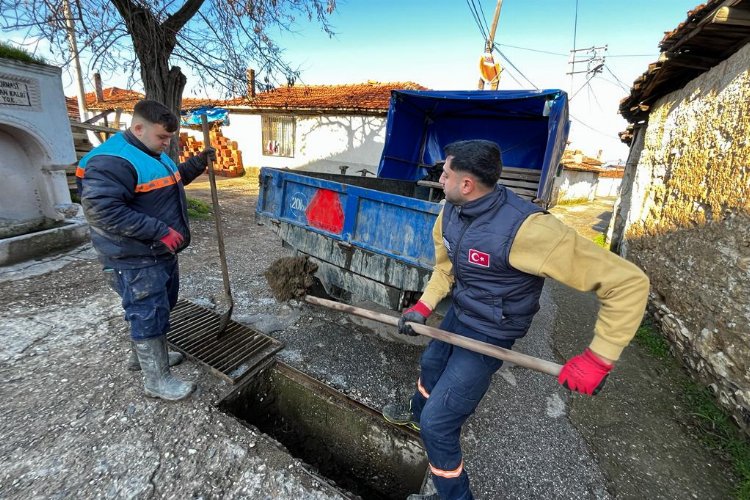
left=477, top=0, right=504, bottom=90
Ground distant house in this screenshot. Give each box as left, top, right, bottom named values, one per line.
left=616, top=0, right=750, bottom=434
left=552, top=149, right=624, bottom=203
left=68, top=81, right=427, bottom=175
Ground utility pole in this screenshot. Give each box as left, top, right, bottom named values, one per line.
left=477, top=0, right=504, bottom=90
left=63, top=0, right=88, bottom=123
left=567, top=45, right=608, bottom=96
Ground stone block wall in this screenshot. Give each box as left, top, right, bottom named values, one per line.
left=620, top=42, right=750, bottom=432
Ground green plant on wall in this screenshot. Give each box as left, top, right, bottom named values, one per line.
left=0, top=41, right=46, bottom=65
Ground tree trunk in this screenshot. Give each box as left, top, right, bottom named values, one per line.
left=111, top=0, right=202, bottom=161
left=142, top=59, right=186, bottom=161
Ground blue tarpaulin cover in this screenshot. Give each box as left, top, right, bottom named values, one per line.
left=376, top=89, right=569, bottom=202
left=180, top=106, right=229, bottom=126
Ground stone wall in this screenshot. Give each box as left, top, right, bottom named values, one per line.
left=618, top=43, right=750, bottom=431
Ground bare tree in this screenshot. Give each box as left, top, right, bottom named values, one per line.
left=1, top=0, right=335, bottom=121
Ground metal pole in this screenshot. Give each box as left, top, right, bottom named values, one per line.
left=63, top=0, right=88, bottom=123
left=478, top=0, right=504, bottom=90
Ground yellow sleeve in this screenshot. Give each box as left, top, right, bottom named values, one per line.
left=418, top=209, right=455, bottom=310
left=509, top=213, right=650, bottom=361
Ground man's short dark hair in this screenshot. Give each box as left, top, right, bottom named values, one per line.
left=444, top=139, right=503, bottom=188
left=133, top=100, right=179, bottom=132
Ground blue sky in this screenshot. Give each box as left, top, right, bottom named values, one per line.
left=6, top=0, right=700, bottom=162
left=272, top=0, right=700, bottom=162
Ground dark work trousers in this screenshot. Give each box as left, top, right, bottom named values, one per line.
left=108, top=257, right=179, bottom=341
left=411, top=306, right=515, bottom=500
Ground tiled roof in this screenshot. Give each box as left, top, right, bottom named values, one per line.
left=561, top=149, right=605, bottom=172
left=227, top=81, right=428, bottom=111
left=68, top=81, right=427, bottom=119
left=620, top=0, right=750, bottom=123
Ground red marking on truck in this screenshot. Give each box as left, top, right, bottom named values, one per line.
left=305, top=189, right=344, bottom=234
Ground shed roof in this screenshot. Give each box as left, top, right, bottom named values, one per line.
left=620, top=0, right=750, bottom=123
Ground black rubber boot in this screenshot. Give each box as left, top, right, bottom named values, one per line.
left=134, top=336, right=195, bottom=401
left=128, top=342, right=184, bottom=371
left=382, top=400, right=420, bottom=431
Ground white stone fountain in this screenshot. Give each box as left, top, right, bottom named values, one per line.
left=0, top=57, right=88, bottom=265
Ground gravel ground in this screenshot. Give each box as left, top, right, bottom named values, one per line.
left=0, top=175, right=738, bottom=499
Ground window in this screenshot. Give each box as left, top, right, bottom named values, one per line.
left=262, top=115, right=295, bottom=157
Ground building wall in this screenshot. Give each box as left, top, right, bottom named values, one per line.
left=594, top=176, right=621, bottom=198
left=619, top=42, right=750, bottom=432
left=217, top=112, right=387, bottom=175
left=114, top=111, right=387, bottom=175
left=554, top=170, right=598, bottom=202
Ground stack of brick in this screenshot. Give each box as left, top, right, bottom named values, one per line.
left=178, top=128, right=245, bottom=177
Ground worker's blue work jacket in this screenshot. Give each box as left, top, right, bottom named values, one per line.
left=77, top=131, right=207, bottom=269
left=442, top=185, right=545, bottom=340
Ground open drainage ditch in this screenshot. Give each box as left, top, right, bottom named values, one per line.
left=219, top=361, right=428, bottom=499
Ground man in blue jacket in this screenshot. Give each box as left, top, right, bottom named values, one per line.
left=78, top=99, right=215, bottom=401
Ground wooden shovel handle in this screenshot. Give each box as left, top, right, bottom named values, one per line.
left=304, top=295, right=562, bottom=377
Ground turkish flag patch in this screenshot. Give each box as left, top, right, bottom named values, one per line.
left=468, top=249, right=490, bottom=268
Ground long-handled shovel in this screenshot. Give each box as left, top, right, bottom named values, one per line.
left=200, top=114, right=234, bottom=337
left=264, top=256, right=562, bottom=377
left=305, top=295, right=562, bottom=377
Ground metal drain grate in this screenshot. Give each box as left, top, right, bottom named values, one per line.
left=167, top=300, right=283, bottom=384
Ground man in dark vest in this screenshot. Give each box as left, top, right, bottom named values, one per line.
left=383, top=140, right=649, bottom=500
left=77, top=99, right=215, bottom=401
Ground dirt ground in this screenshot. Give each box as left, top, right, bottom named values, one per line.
left=0, top=175, right=738, bottom=499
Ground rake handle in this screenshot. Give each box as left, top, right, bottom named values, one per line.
left=304, top=295, right=562, bottom=377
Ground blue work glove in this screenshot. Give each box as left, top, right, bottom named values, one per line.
left=397, top=301, right=432, bottom=336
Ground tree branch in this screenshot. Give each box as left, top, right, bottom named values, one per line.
left=164, top=0, right=204, bottom=34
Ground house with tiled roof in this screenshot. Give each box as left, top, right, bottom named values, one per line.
left=551, top=149, right=624, bottom=203
left=613, top=0, right=750, bottom=436
left=68, top=81, right=427, bottom=175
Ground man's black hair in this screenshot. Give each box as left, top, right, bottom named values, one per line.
left=133, top=100, right=179, bottom=133
left=443, top=139, right=503, bottom=188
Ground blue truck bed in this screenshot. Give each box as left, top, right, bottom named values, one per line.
left=256, top=89, right=569, bottom=311
left=256, top=169, right=441, bottom=310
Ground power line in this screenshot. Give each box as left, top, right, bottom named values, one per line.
left=496, top=43, right=567, bottom=56
left=466, top=0, right=488, bottom=41
left=475, top=0, right=492, bottom=39
left=493, top=44, right=539, bottom=89
left=604, top=65, right=631, bottom=92
left=569, top=114, right=619, bottom=139
left=569, top=72, right=597, bottom=101
left=571, top=0, right=579, bottom=94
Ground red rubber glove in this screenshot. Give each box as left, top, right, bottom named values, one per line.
left=558, top=348, right=613, bottom=395
left=159, top=227, right=184, bottom=252
left=397, top=300, right=432, bottom=336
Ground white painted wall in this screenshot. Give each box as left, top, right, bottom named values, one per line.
left=554, top=169, right=598, bottom=202
left=216, top=112, right=387, bottom=174
left=0, top=59, right=76, bottom=222
left=118, top=109, right=387, bottom=175
left=595, top=176, right=622, bottom=198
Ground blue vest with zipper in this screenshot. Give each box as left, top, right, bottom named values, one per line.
left=79, top=132, right=179, bottom=182
left=77, top=132, right=190, bottom=268
left=442, top=185, right=544, bottom=341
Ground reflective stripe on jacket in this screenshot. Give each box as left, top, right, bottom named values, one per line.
left=78, top=131, right=205, bottom=269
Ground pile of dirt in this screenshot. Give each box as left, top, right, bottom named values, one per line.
left=264, top=256, right=318, bottom=302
